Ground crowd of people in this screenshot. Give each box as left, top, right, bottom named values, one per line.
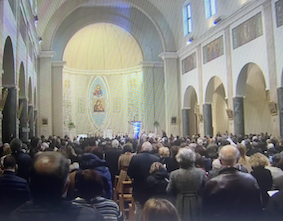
left=0, top=132, right=283, bottom=221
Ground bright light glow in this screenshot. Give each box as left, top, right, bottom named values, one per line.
left=205, top=0, right=217, bottom=19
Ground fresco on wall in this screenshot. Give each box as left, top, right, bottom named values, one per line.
left=203, top=36, right=224, bottom=64
left=276, top=0, right=283, bottom=27
left=88, top=76, right=110, bottom=129
left=232, top=12, right=263, bottom=49
left=182, top=52, right=196, bottom=74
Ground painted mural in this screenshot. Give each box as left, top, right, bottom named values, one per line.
left=203, top=36, right=224, bottom=64
left=182, top=52, right=197, bottom=74
left=88, top=76, right=110, bottom=129
left=232, top=12, right=263, bottom=49
left=276, top=0, right=283, bottom=28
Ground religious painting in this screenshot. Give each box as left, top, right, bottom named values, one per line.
left=276, top=0, right=283, bottom=28
left=232, top=12, right=263, bottom=49
left=42, top=118, right=48, bottom=126
left=203, top=36, right=224, bottom=64
left=226, top=109, right=234, bottom=120
left=93, top=99, right=105, bottom=112
left=88, top=76, right=110, bottom=129
left=269, top=101, right=278, bottom=116
left=171, top=117, right=177, bottom=124
left=182, top=52, right=197, bottom=74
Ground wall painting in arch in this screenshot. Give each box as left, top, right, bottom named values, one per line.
left=88, top=76, right=110, bottom=130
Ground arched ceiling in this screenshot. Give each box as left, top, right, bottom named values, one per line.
left=63, top=23, right=143, bottom=70
left=37, top=0, right=179, bottom=57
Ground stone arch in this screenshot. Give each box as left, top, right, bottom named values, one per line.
left=205, top=76, right=228, bottom=135
left=2, top=36, right=15, bottom=86
left=2, top=36, right=16, bottom=142
left=236, top=62, right=271, bottom=134
left=183, top=86, right=199, bottom=136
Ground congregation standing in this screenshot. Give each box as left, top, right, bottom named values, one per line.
left=0, top=132, right=283, bottom=221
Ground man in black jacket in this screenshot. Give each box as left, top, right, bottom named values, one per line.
left=203, top=145, right=262, bottom=221
left=127, top=141, right=159, bottom=220
left=11, top=152, right=103, bottom=221
left=0, top=155, right=31, bottom=220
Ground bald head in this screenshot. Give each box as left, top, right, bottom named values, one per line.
left=31, top=152, right=69, bottom=201
left=141, top=141, right=153, bottom=152
left=219, top=145, right=240, bottom=167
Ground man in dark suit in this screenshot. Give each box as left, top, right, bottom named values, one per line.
left=0, top=155, right=31, bottom=220
left=203, top=145, right=262, bottom=221
left=127, top=141, right=160, bottom=219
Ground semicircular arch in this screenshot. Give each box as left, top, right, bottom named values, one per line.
left=205, top=76, right=226, bottom=103
left=183, top=86, right=198, bottom=109
left=2, top=36, right=15, bottom=86
left=19, top=62, right=26, bottom=99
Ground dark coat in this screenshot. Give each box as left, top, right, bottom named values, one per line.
left=105, top=148, right=122, bottom=185
left=161, top=156, right=179, bottom=173
left=0, top=171, right=31, bottom=219
left=203, top=167, right=262, bottom=221
left=251, top=167, right=273, bottom=208
left=10, top=199, right=104, bottom=221
left=127, top=151, right=160, bottom=204
left=80, top=153, right=113, bottom=199
left=146, top=168, right=170, bottom=201
left=12, top=151, right=32, bottom=182
left=266, top=191, right=283, bottom=221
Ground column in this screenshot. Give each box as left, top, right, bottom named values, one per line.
left=197, top=45, right=204, bottom=136
left=182, top=109, right=190, bottom=136
left=52, top=61, right=66, bottom=137
left=203, top=103, right=213, bottom=137
left=278, top=87, right=283, bottom=137
left=159, top=52, right=180, bottom=136
left=28, top=105, right=34, bottom=138
left=19, top=98, right=28, bottom=142
left=0, top=69, right=3, bottom=142
left=2, top=86, right=17, bottom=143
left=38, top=51, right=55, bottom=137
left=233, top=96, right=245, bottom=138
left=141, top=62, right=165, bottom=134
left=34, top=110, right=38, bottom=137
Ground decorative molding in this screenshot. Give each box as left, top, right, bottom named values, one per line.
left=52, top=61, right=67, bottom=67
left=39, top=51, right=56, bottom=58
left=159, top=52, right=178, bottom=60
left=140, top=61, right=164, bottom=68
left=64, top=65, right=143, bottom=76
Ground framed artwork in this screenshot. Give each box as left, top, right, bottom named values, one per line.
left=42, top=118, right=48, bottom=126
left=269, top=101, right=278, bottom=116
left=93, top=98, right=105, bottom=112
left=203, top=36, right=224, bottom=64
left=171, top=117, right=177, bottom=124
left=226, top=109, right=234, bottom=120
left=276, top=0, right=283, bottom=27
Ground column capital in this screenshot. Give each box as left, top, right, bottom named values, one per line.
left=52, top=61, right=67, bottom=67
left=140, top=61, right=164, bottom=68
left=158, top=52, right=178, bottom=60
left=39, top=51, right=56, bottom=58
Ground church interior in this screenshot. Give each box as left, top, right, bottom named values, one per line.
left=1, top=0, right=283, bottom=142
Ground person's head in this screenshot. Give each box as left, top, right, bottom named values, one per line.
left=212, top=158, right=222, bottom=169
left=149, top=162, right=165, bottom=174
left=141, top=141, right=153, bottom=152
left=249, top=153, right=270, bottom=169
left=30, top=152, right=70, bottom=202
left=219, top=145, right=240, bottom=167
left=123, top=143, right=133, bottom=153
left=237, top=143, right=247, bottom=158
left=175, top=148, right=196, bottom=169
left=273, top=153, right=283, bottom=169
left=112, top=139, right=119, bottom=149
left=170, top=146, right=180, bottom=158
left=142, top=198, right=181, bottom=221
left=159, top=147, right=170, bottom=158
left=10, top=138, right=22, bottom=152
left=2, top=144, right=12, bottom=156
left=75, top=169, right=103, bottom=201
left=3, top=155, right=17, bottom=171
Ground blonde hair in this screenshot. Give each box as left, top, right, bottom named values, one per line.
left=142, top=198, right=181, bottom=221
left=249, top=153, right=270, bottom=169
left=159, top=147, right=170, bottom=158
left=149, top=162, right=164, bottom=174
